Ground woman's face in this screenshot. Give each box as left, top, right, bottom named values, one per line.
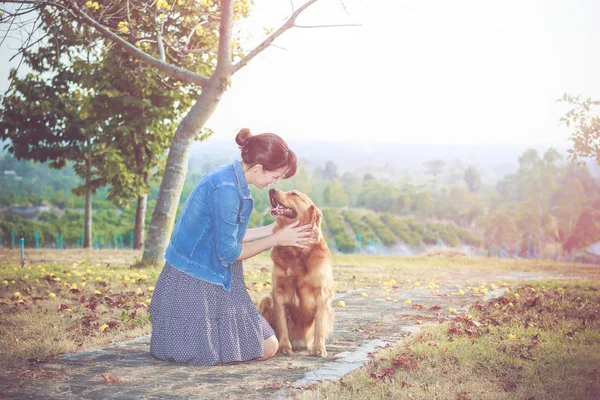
left=252, top=165, right=288, bottom=190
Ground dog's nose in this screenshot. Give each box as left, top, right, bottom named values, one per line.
left=269, top=188, right=276, bottom=196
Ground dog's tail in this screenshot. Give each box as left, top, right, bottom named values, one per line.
left=258, top=295, right=274, bottom=328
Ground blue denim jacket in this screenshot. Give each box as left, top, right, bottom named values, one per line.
left=164, top=160, right=253, bottom=291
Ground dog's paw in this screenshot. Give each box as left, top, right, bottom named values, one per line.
left=278, top=344, right=293, bottom=356
left=312, top=346, right=327, bottom=357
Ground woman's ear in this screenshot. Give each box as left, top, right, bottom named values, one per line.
left=254, top=164, right=263, bottom=174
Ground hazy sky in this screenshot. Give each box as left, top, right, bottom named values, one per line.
left=1, top=0, right=599, bottom=146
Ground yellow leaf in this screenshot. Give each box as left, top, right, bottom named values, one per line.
left=337, top=300, right=345, bottom=308
left=360, top=292, right=368, bottom=298
left=403, top=299, right=412, bottom=305
left=49, top=293, right=56, bottom=299
left=99, top=324, right=109, bottom=332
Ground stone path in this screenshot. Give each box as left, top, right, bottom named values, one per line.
left=0, top=267, right=595, bottom=400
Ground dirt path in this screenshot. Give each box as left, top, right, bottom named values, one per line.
left=0, top=265, right=596, bottom=400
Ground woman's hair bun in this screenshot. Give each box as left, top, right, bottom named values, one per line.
left=235, top=128, right=252, bottom=148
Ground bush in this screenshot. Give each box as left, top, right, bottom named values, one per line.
left=381, top=213, right=422, bottom=246
left=362, top=213, right=397, bottom=246
left=322, top=209, right=357, bottom=253
left=341, top=210, right=378, bottom=244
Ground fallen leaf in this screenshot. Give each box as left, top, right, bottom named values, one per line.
left=101, top=373, right=120, bottom=384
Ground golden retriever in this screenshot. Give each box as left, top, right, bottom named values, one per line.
left=258, top=188, right=334, bottom=357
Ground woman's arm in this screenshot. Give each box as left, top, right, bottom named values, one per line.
left=242, top=222, right=275, bottom=243
left=237, top=220, right=313, bottom=261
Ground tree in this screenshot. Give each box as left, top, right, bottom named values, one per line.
left=463, top=166, right=481, bottom=193
left=483, top=208, right=516, bottom=250
left=563, top=209, right=600, bottom=253
left=323, top=179, right=349, bottom=207
left=88, top=50, right=201, bottom=250
left=1, top=0, right=348, bottom=264
left=322, top=160, right=339, bottom=181
left=558, top=93, right=600, bottom=165
left=340, top=171, right=362, bottom=207
left=423, top=159, right=446, bottom=192
left=0, top=69, right=105, bottom=248
left=554, top=178, right=585, bottom=240
left=0, top=13, right=200, bottom=250
left=444, top=158, right=464, bottom=186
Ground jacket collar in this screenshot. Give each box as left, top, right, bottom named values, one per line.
left=233, top=160, right=252, bottom=199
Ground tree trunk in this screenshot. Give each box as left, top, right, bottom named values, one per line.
left=84, top=187, right=92, bottom=249
left=142, top=75, right=228, bottom=265
left=134, top=194, right=147, bottom=250
left=84, top=153, right=92, bottom=249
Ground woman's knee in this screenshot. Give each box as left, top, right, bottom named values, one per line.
left=263, top=335, right=279, bottom=359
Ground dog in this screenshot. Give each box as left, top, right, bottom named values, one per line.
left=258, top=188, right=334, bottom=357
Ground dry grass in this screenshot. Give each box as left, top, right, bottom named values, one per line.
left=299, top=280, right=600, bottom=400
left=1, top=248, right=598, bottom=378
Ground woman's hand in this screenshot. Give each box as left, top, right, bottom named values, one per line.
left=273, top=220, right=313, bottom=248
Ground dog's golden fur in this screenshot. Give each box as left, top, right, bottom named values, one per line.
left=258, top=189, right=334, bottom=356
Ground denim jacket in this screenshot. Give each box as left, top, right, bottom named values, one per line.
left=164, top=160, right=253, bottom=291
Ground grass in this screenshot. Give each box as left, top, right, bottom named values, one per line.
left=299, top=280, right=600, bottom=400
left=0, top=249, right=159, bottom=369
left=1, top=246, right=599, bottom=395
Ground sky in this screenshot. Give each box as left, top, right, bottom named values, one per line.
left=1, top=0, right=600, bottom=146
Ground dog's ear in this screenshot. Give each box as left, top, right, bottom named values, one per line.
left=310, top=206, right=322, bottom=227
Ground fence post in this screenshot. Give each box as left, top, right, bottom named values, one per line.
left=130, top=231, right=134, bottom=249
left=20, top=237, right=25, bottom=267
left=11, top=229, right=15, bottom=249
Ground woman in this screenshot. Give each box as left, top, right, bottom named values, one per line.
left=149, top=128, right=312, bottom=366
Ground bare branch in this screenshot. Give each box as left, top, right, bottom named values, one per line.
left=232, top=0, right=320, bottom=74
left=5, top=9, right=42, bottom=94
left=0, top=3, right=26, bottom=48
left=184, top=20, right=207, bottom=51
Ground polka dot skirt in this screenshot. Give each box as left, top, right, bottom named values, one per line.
left=149, top=261, right=275, bottom=366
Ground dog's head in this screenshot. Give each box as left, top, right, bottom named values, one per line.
left=268, top=188, right=322, bottom=236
